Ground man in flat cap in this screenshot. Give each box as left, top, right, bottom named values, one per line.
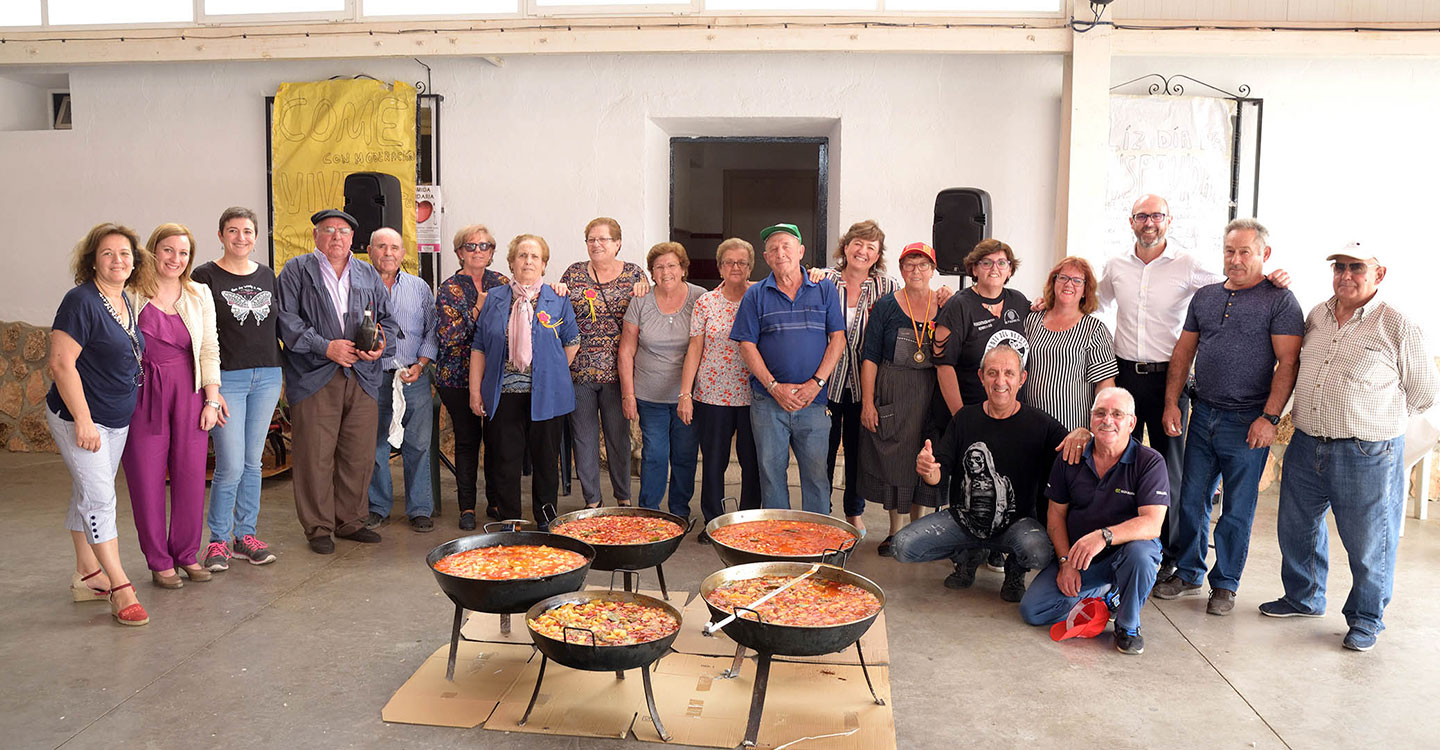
left=1261, top=242, right=1437, bottom=652
left=276, top=209, right=397, bottom=554
left=730, top=223, right=845, bottom=513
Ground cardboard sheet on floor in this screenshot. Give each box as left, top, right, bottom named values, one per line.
left=630, top=653, right=895, bottom=749
left=460, top=587, right=676, bottom=644
left=672, top=594, right=891, bottom=665
left=484, top=654, right=646, bottom=738
left=381, top=641, right=534, bottom=728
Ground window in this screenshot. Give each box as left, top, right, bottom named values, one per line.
left=48, top=0, right=191, bottom=26
left=206, top=0, right=347, bottom=14
left=884, top=0, right=1061, bottom=11
left=705, top=0, right=873, bottom=10
left=0, top=1, right=41, bottom=27
left=365, top=0, right=517, bottom=15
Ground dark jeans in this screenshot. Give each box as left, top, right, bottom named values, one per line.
left=483, top=392, right=561, bottom=526
left=890, top=511, right=1054, bottom=571
left=827, top=395, right=865, bottom=518
left=693, top=401, right=761, bottom=522
left=1116, top=361, right=1188, bottom=564
left=437, top=385, right=485, bottom=514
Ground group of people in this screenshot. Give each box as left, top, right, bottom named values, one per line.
left=49, top=197, right=1435, bottom=657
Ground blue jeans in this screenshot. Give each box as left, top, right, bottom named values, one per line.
left=635, top=399, right=699, bottom=515
left=749, top=388, right=832, bottom=514
left=369, top=370, right=435, bottom=518
left=207, top=367, right=283, bottom=542
left=1020, top=539, right=1162, bottom=632
left=1172, top=399, right=1270, bottom=592
left=1276, top=430, right=1405, bottom=636
left=890, top=510, right=1054, bottom=570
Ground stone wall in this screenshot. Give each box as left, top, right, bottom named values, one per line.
left=0, top=321, right=56, bottom=453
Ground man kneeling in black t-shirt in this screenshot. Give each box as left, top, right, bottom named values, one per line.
left=891, top=345, right=1090, bottom=601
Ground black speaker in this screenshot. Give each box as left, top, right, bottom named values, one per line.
left=343, top=171, right=404, bottom=253
left=933, top=188, right=991, bottom=276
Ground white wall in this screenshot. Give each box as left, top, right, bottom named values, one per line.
left=0, top=75, right=52, bottom=131
left=0, top=53, right=1064, bottom=325
left=1110, top=55, right=1440, bottom=343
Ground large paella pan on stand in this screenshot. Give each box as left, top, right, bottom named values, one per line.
left=700, top=561, right=887, bottom=749
left=546, top=506, right=694, bottom=599
left=426, top=520, right=594, bottom=680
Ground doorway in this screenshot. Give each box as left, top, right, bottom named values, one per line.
left=670, top=138, right=828, bottom=288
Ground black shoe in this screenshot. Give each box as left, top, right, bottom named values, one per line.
left=944, top=555, right=980, bottom=589
left=999, top=560, right=1028, bottom=603
left=697, top=531, right=712, bottom=545
left=337, top=527, right=382, bottom=543
left=364, top=511, right=386, bottom=530
left=986, top=549, right=1006, bottom=573
left=308, top=536, right=335, bottom=555
left=460, top=510, right=477, bottom=531
left=877, top=535, right=895, bottom=557
left=485, top=506, right=501, bottom=521
left=410, top=516, right=435, bottom=533
left=1157, top=561, right=1177, bottom=583
left=1115, top=626, right=1144, bottom=655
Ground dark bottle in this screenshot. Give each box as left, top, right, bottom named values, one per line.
left=354, top=308, right=380, bottom=351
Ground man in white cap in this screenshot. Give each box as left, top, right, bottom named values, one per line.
left=1260, top=242, right=1437, bottom=652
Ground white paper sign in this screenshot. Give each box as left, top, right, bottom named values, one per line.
left=416, top=184, right=441, bottom=254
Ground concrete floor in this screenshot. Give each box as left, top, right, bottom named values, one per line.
left=5, top=448, right=1440, bottom=750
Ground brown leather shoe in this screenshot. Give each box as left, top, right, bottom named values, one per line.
left=152, top=569, right=184, bottom=589
left=179, top=564, right=213, bottom=582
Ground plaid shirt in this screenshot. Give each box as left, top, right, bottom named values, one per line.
left=1292, top=294, right=1437, bottom=441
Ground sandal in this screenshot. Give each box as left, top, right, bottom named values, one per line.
left=584, top=502, right=601, bottom=510
left=71, top=569, right=109, bottom=603
left=109, top=582, right=150, bottom=627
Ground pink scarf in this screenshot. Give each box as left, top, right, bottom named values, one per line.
left=507, top=281, right=544, bottom=370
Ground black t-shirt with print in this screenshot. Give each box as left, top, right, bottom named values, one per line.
left=934, top=286, right=1030, bottom=407
left=934, top=403, right=1070, bottom=537
left=192, top=261, right=282, bottom=370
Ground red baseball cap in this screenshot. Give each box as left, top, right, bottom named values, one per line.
left=898, top=242, right=936, bottom=264
left=1049, top=597, right=1110, bottom=641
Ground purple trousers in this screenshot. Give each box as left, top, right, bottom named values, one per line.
left=122, top=307, right=209, bottom=572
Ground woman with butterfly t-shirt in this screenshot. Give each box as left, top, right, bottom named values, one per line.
left=191, top=207, right=283, bottom=571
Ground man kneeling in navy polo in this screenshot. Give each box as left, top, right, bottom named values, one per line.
left=1020, top=387, right=1169, bottom=655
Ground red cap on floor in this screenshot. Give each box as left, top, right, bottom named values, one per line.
left=1050, top=597, right=1109, bottom=641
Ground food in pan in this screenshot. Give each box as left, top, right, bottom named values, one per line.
left=553, top=516, right=684, bottom=545
left=434, top=545, right=587, bottom=580
left=529, top=599, right=680, bottom=646
left=705, top=575, right=881, bottom=627
left=708, top=520, right=855, bottom=556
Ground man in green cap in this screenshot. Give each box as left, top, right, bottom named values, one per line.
left=729, top=223, right=846, bottom=513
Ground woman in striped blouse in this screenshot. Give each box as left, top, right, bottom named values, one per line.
left=1022, top=256, right=1118, bottom=431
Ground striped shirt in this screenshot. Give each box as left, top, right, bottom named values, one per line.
left=1292, top=294, right=1437, bottom=442
left=381, top=270, right=438, bottom=371
left=1023, top=311, right=1120, bottom=431
left=818, top=268, right=899, bottom=403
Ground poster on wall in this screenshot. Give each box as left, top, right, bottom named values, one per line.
left=416, top=184, right=441, bottom=254
left=271, top=78, right=418, bottom=273
left=1104, top=95, right=1235, bottom=269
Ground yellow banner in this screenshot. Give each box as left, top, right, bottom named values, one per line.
left=271, top=79, right=418, bottom=274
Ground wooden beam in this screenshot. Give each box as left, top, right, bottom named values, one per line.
left=1113, top=24, right=1440, bottom=57
left=0, top=17, right=1071, bottom=65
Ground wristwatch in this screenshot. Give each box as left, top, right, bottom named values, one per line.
left=1100, top=527, right=1114, bottom=547
left=1057, top=555, right=1069, bottom=565
left=1261, top=412, right=1281, bottom=425
left=765, top=379, right=778, bottom=392
left=811, top=376, right=827, bottom=388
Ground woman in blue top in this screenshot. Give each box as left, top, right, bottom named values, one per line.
left=47, top=223, right=151, bottom=626
left=469, top=234, right=580, bottom=529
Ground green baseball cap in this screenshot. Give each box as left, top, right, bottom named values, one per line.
left=759, top=223, right=802, bottom=245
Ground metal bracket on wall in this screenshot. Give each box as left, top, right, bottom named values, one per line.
left=1109, top=73, right=1263, bottom=220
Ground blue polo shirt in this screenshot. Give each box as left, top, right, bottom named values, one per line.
left=729, top=270, right=844, bottom=406
left=1183, top=280, right=1304, bottom=411
left=1045, top=437, right=1169, bottom=543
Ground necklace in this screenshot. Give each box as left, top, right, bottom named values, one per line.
left=95, top=283, right=145, bottom=388
left=983, top=400, right=1019, bottom=420
left=902, top=287, right=934, bottom=363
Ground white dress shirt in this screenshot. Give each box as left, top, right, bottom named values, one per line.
left=1096, top=243, right=1223, bottom=363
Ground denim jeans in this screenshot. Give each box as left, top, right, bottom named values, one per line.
left=890, top=510, right=1054, bottom=570
left=1020, top=539, right=1162, bottom=632
left=1172, top=399, right=1270, bottom=592
left=369, top=370, right=435, bottom=519
left=749, top=388, right=832, bottom=514
left=207, top=366, right=283, bottom=542
left=635, top=399, right=699, bottom=515
left=1276, top=429, right=1405, bottom=636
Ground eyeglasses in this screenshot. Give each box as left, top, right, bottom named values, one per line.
left=1055, top=274, right=1085, bottom=287
left=1131, top=212, right=1168, bottom=223
left=1090, top=408, right=1133, bottom=421
left=975, top=258, right=1011, bottom=269
left=461, top=242, right=496, bottom=253
left=584, top=237, right=617, bottom=246
left=1332, top=261, right=1376, bottom=275
left=900, top=261, right=934, bottom=272
left=719, top=259, right=751, bottom=268
left=318, top=226, right=353, bottom=236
